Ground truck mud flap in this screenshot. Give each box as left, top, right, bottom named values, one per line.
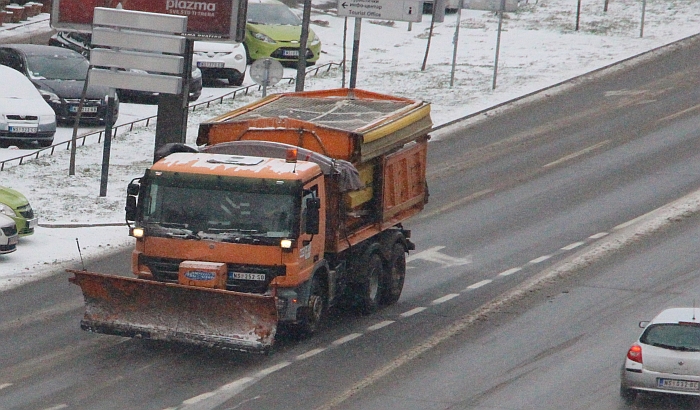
left=68, top=270, right=278, bottom=353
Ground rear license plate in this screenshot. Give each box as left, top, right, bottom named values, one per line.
left=197, top=61, right=225, bottom=68
left=9, top=126, right=37, bottom=133
left=69, top=106, right=98, bottom=113
left=282, top=50, right=299, bottom=57
left=8, top=235, right=18, bottom=246
left=230, top=272, right=266, bottom=281
left=658, top=378, right=700, bottom=391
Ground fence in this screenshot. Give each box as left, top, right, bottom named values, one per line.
left=0, top=61, right=344, bottom=171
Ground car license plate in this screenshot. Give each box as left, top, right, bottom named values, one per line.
left=197, top=61, right=225, bottom=68
left=8, top=235, right=18, bottom=246
left=69, top=106, right=98, bottom=113
left=9, top=126, right=38, bottom=133
left=282, top=50, right=299, bottom=57
left=231, top=272, right=266, bottom=281
left=657, top=378, right=700, bottom=391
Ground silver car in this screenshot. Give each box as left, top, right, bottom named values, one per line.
left=0, top=214, right=18, bottom=254
left=620, top=307, right=700, bottom=404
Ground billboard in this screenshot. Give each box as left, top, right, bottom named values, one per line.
left=51, top=0, right=247, bottom=41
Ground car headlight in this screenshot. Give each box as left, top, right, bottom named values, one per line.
left=39, top=89, right=60, bottom=103
left=40, top=115, right=56, bottom=125
left=252, top=31, right=276, bottom=44
left=0, top=203, right=15, bottom=217
left=309, top=32, right=320, bottom=46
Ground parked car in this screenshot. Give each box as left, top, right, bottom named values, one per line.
left=0, top=185, right=38, bottom=237
left=244, top=0, right=322, bottom=66
left=0, top=65, right=56, bottom=147
left=0, top=214, right=18, bottom=255
left=620, top=307, right=700, bottom=404
left=0, top=44, right=118, bottom=125
left=49, top=31, right=205, bottom=101
left=192, top=40, right=247, bottom=86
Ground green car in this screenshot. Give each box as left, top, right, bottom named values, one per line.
left=244, top=0, right=322, bottom=66
left=0, top=185, right=38, bottom=236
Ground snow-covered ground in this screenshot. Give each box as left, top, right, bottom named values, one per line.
left=1, top=0, right=699, bottom=290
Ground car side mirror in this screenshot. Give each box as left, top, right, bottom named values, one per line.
left=638, top=321, right=650, bottom=329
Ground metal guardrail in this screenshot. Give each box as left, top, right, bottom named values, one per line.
left=0, top=61, right=345, bottom=171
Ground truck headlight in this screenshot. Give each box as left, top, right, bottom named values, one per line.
left=280, top=239, right=292, bottom=249
left=130, top=227, right=144, bottom=238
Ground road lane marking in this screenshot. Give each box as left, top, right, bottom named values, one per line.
left=431, top=294, right=459, bottom=305
left=589, top=232, right=608, bottom=239
left=367, top=320, right=394, bottom=331
left=543, top=140, right=610, bottom=168
left=400, top=307, right=427, bottom=317
left=257, top=361, right=291, bottom=377
left=529, top=255, right=552, bottom=264
left=296, top=348, right=326, bottom=361
left=465, top=279, right=492, bottom=290
left=332, top=333, right=362, bottom=346
left=407, top=246, right=472, bottom=267
left=498, top=267, right=522, bottom=276
left=562, top=241, right=584, bottom=250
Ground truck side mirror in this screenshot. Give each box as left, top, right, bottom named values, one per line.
left=305, top=197, right=321, bottom=235
left=125, top=179, right=141, bottom=222
left=125, top=196, right=137, bottom=222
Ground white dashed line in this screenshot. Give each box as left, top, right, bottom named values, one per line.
left=498, top=267, right=522, bottom=277
left=332, top=333, right=362, bottom=346
left=562, top=241, right=585, bottom=250
left=529, top=255, right=552, bottom=264
left=431, top=294, right=459, bottom=305
left=296, top=348, right=326, bottom=361
left=0, top=383, right=12, bottom=390
left=465, top=279, right=492, bottom=290
left=400, top=307, right=427, bottom=317
left=367, top=320, right=395, bottom=331
left=589, top=232, right=608, bottom=239
left=257, top=361, right=291, bottom=377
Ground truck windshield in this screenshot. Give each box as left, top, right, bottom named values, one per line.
left=140, top=172, right=300, bottom=240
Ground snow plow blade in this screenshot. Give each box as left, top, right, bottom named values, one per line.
left=68, top=270, right=278, bottom=352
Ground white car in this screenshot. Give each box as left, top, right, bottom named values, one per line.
left=0, top=213, right=18, bottom=254
left=0, top=64, right=57, bottom=147
left=620, top=307, right=700, bottom=404
left=192, top=41, right=247, bottom=86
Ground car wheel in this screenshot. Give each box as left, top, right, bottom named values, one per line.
left=227, top=71, right=244, bottom=87
left=619, top=385, right=637, bottom=405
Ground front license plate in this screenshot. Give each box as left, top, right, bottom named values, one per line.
left=9, top=126, right=38, bottom=133
left=69, top=106, right=98, bottom=113
left=27, top=218, right=38, bottom=229
left=231, top=272, right=266, bottom=281
left=197, top=61, right=225, bottom=68
left=658, top=378, right=700, bottom=391
left=8, top=235, right=18, bottom=246
left=282, top=50, right=299, bottom=57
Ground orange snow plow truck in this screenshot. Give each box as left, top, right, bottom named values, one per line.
left=69, top=88, right=431, bottom=352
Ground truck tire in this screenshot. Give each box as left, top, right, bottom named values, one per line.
left=296, top=275, right=327, bottom=336
left=359, top=253, right=383, bottom=314
left=380, top=243, right=406, bottom=305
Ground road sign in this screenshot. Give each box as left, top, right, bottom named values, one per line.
left=336, top=0, right=422, bottom=22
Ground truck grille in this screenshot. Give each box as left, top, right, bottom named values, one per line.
left=139, top=256, right=285, bottom=294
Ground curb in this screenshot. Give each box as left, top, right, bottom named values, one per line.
left=38, top=222, right=126, bottom=228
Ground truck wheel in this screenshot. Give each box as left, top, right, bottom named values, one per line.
left=359, top=253, right=382, bottom=314
left=296, top=276, right=326, bottom=336
left=380, top=243, right=406, bottom=305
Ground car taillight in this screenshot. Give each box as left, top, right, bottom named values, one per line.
left=627, top=344, right=643, bottom=364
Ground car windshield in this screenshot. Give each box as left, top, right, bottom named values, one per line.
left=247, top=3, right=301, bottom=25
left=26, top=52, right=88, bottom=80
left=641, top=323, right=700, bottom=351
left=140, top=172, right=300, bottom=240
